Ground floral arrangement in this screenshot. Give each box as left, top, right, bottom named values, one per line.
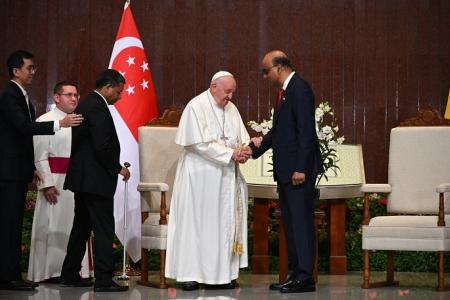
left=315, top=101, right=345, bottom=183
left=247, top=108, right=274, bottom=135
left=247, top=101, right=345, bottom=184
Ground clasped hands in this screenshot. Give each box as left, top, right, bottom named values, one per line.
left=232, top=145, right=252, bottom=163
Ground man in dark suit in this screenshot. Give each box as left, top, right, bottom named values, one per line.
left=60, top=69, right=130, bottom=292
left=0, top=50, right=83, bottom=291
left=250, top=50, right=323, bottom=293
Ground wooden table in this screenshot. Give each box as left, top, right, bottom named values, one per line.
left=249, top=183, right=363, bottom=277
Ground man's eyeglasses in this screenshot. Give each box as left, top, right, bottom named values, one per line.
left=262, top=65, right=277, bottom=75
left=20, top=66, right=37, bottom=74
left=58, top=93, right=80, bottom=100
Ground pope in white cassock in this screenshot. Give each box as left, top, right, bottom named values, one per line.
left=27, top=82, right=91, bottom=282
left=165, top=71, right=252, bottom=291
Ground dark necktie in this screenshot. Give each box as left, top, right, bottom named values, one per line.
left=277, top=89, right=285, bottom=109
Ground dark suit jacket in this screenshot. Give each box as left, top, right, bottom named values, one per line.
left=251, top=74, right=323, bottom=183
left=0, top=81, right=54, bottom=182
left=64, top=92, right=122, bottom=199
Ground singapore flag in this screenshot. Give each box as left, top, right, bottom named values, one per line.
left=108, top=1, right=158, bottom=262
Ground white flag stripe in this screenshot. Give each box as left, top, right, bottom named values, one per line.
left=109, top=105, right=141, bottom=262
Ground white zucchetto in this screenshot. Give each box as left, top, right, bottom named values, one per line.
left=211, top=71, right=234, bottom=82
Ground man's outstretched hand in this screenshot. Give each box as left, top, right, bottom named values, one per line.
left=59, top=114, right=83, bottom=128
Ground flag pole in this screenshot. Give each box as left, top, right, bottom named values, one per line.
left=117, top=162, right=131, bottom=280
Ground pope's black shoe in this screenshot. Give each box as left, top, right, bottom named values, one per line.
left=269, top=275, right=295, bottom=291
left=204, top=280, right=239, bottom=290
left=279, top=278, right=316, bottom=293
left=94, top=281, right=129, bottom=292
left=181, top=281, right=199, bottom=291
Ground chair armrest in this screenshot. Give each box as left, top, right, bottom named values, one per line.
left=361, top=184, right=391, bottom=226
left=361, top=183, right=391, bottom=193
left=436, top=183, right=450, bottom=193
left=137, top=182, right=169, bottom=192
left=137, top=182, right=169, bottom=225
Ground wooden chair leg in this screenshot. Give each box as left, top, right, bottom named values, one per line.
left=159, top=249, right=168, bottom=288
left=137, top=248, right=169, bottom=289
left=386, top=251, right=395, bottom=284
left=140, top=248, right=149, bottom=283
left=362, top=250, right=399, bottom=289
left=436, top=251, right=450, bottom=291
left=362, top=249, right=370, bottom=288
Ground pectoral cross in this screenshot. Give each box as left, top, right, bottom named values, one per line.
left=220, top=134, right=229, bottom=141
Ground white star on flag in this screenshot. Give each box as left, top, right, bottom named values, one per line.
left=140, top=61, right=149, bottom=72
left=140, top=79, right=149, bottom=90
left=119, top=71, right=126, bottom=77
left=107, top=1, right=159, bottom=263
left=125, top=85, right=135, bottom=95
left=126, top=56, right=135, bottom=66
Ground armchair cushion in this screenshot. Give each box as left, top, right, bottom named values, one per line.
left=363, top=216, right=450, bottom=251
left=141, top=213, right=169, bottom=250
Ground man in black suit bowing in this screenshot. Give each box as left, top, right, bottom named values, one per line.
left=250, top=50, right=323, bottom=293
left=0, top=50, right=83, bottom=291
left=61, top=69, right=130, bottom=292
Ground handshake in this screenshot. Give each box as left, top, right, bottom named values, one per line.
left=232, top=145, right=253, bottom=163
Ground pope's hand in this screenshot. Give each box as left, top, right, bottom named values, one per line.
left=232, top=146, right=252, bottom=163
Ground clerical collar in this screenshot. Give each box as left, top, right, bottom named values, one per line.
left=11, top=80, right=27, bottom=97
left=94, top=90, right=109, bottom=106
left=54, top=106, right=67, bottom=117
left=282, top=71, right=295, bottom=91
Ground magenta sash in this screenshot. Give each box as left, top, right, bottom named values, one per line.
left=48, top=157, right=70, bottom=174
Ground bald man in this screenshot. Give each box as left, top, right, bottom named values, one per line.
left=250, top=51, right=323, bottom=293
left=165, top=71, right=251, bottom=291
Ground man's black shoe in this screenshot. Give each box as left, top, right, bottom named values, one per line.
left=41, top=277, right=60, bottom=284
left=269, top=276, right=295, bottom=291
left=0, top=280, right=36, bottom=291
left=279, top=279, right=316, bottom=293
left=24, top=280, right=39, bottom=288
left=94, top=281, right=129, bottom=292
left=60, top=278, right=94, bottom=287
left=204, top=280, right=239, bottom=290
left=181, top=281, right=199, bottom=291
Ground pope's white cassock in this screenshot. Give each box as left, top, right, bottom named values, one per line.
left=165, top=86, right=250, bottom=284
left=27, top=107, right=90, bottom=282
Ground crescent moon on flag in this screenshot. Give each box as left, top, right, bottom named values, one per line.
left=108, top=37, right=143, bottom=68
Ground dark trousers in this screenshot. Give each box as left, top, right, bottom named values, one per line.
left=278, top=175, right=316, bottom=282
left=61, top=192, right=115, bottom=286
left=0, top=180, right=28, bottom=282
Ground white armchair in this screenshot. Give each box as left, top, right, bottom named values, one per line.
left=361, top=113, right=450, bottom=291
left=137, top=107, right=182, bottom=289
